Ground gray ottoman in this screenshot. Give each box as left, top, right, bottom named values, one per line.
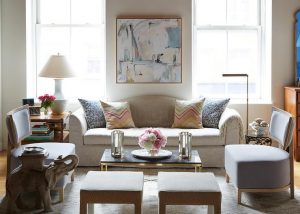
left=158, top=172, right=221, bottom=214
left=225, top=144, right=291, bottom=203
left=80, top=171, right=144, bottom=214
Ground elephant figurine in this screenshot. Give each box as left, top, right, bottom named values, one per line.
left=5, top=154, right=79, bottom=213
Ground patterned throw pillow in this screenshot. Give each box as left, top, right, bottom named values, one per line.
left=202, top=98, right=230, bottom=128
left=78, top=99, right=106, bottom=129
left=100, top=101, right=135, bottom=129
left=172, top=98, right=205, bottom=129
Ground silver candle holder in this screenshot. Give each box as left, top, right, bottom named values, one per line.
left=179, top=131, right=192, bottom=159
left=111, top=130, right=124, bottom=158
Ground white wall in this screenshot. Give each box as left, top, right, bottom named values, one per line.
left=0, top=0, right=300, bottom=150
left=0, top=0, right=2, bottom=151
left=1, top=0, right=27, bottom=150
left=106, top=0, right=192, bottom=101
left=272, top=0, right=300, bottom=108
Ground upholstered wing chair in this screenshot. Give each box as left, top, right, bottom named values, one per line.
left=225, top=107, right=295, bottom=204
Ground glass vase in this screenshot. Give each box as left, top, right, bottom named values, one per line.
left=44, top=108, right=49, bottom=115
left=179, top=132, right=192, bottom=159
left=111, top=130, right=124, bottom=158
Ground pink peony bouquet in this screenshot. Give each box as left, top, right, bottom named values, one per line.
left=38, top=94, right=56, bottom=109
left=138, top=128, right=167, bottom=151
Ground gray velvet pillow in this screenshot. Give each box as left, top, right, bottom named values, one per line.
left=202, top=98, right=230, bottom=128
left=78, top=99, right=106, bottom=129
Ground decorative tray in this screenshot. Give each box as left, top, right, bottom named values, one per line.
left=24, top=146, right=46, bottom=154
left=131, top=149, right=172, bottom=160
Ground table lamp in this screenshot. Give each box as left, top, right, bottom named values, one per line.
left=222, top=73, right=249, bottom=134
left=39, top=54, right=75, bottom=114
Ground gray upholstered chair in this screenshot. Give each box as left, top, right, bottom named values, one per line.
left=225, top=107, right=295, bottom=204
left=6, top=105, right=76, bottom=202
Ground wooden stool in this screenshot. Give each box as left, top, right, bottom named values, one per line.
left=80, top=171, right=144, bottom=214
left=158, top=172, right=221, bottom=214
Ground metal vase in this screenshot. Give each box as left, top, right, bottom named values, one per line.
left=179, top=132, right=192, bottom=159
left=111, top=130, right=124, bottom=158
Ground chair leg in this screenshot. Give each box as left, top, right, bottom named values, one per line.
left=290, top=184, right=294, bottom=199
left=238, top=189, right=242, bottom=204
left=225, top=173, right=229, bottom=183
left=159, top=201, right=166, bottom=214
left=80, top=201, right=87, bottom=214
left=135, top=202, right=142, bottom=214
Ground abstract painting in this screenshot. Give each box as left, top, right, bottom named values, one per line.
left=116, top=18, right=182, bottom=83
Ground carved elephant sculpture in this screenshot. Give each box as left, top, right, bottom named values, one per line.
left=6, top=154, right=79, bottom=213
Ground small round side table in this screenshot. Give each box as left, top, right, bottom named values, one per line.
left=245, top=130, right=272, bottom=146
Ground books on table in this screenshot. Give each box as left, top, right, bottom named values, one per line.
left=24, top=124, right=54, bottom=141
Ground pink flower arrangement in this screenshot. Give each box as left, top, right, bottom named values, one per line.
left=138, top=128, right=167, bottom=151
left=38, top=94, right=56, bottom=109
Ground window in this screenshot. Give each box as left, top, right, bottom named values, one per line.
left=193, top=0, right=271, bottom=102
left=27, top=0, right=105, bottom=99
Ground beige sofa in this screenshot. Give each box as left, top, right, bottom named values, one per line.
left=69, top=95, right=244, bottom=167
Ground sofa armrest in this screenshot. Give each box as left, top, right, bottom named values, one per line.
left=218, top=108, right=245, bottom=144
left=69, top=108, right=87, bottom=145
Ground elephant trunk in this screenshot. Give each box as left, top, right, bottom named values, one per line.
left=46, top=154, right=79, bottom=189
left=54, top=154, right=79, bottom=172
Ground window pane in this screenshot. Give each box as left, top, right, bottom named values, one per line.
left=227, top=0, right=258, bottom=25
left=35, top=0, right=106, bottom=99
left=194, top=30, right=260, bottom=99
left=37, top=27, right=70, bottom=72
left=70, top=27, right=104, bottom=77
left=39, top=0, right=70, bottom=24
left=195, top=0, right=226, bottom=25
left=228, top=30, right=258, bottom=80
left=36, top=27, right=70, bottom=96
left=196, top=30, right=226, bottom=83
left=71, top=0, right=103, bottom=24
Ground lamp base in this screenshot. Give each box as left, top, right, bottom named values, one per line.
left=51, top=100, right=67, bottom=114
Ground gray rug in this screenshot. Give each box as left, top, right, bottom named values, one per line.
left=1, top=167, right=300, bottom=213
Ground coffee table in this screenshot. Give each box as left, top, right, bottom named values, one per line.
left=100, top=149, right=202, bottom=172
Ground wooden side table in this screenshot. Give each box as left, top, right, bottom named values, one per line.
left=23, top=112, right=70, bottom=144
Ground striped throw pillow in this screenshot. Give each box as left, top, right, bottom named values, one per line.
left=100, top=101, right=135, bottom=129
left=172, top=98, right=205, bottom=128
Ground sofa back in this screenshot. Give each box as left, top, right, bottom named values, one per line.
left=121, top=95, right=176, bottom=128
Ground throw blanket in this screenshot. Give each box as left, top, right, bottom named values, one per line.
left=218, top=108, right=245, bottom=144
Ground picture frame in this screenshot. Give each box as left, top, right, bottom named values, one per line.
left=116, top=17, right=182, bottom=83
left=22, top=98, right=35, bottom=106
left=29, top=106, right=41, bottom=116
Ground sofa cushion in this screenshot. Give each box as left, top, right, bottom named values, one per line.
left=100, top=101, right=135, bottom=129
left=172, top=98, right=205, bottom=129
left=83, top=127, right=225, bottom=146
left=123, top=95, right=176, bottom=128
left=202, top=98, right=230, bottom=128
left=78, top=99, right=106, bottom=129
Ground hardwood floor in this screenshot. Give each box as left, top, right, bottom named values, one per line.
left=0, top=151, right=300, bottom=197
left=0, top=151, right=7, bottom=196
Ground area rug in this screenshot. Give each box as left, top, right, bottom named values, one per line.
left=1, top=167, right=300, bottom=213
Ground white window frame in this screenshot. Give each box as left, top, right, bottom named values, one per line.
left=26, top=0, right=106, bottom=100
left=192, top=0, right=271, bottom=103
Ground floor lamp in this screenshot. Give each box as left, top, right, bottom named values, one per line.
left=222, top=73, right=249, bottom=134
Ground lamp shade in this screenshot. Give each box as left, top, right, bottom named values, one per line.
left=39, top=54, right=75, bottom=79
